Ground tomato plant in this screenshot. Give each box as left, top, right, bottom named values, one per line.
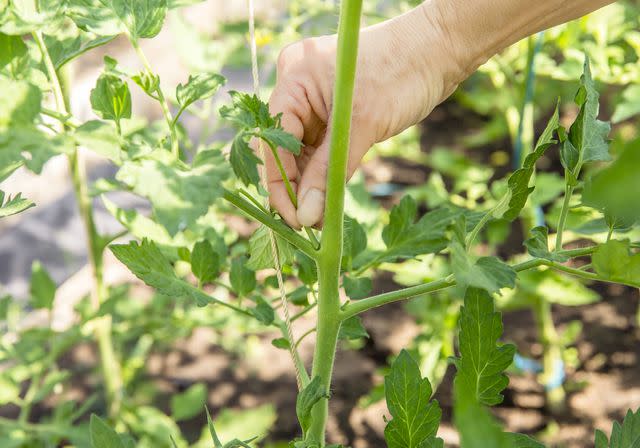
left=1, top=0, right=639, bottom=447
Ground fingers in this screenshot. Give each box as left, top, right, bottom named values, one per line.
left=297, top=131, right=373, bottom=227
left=264, top=93, right=305, bottom=229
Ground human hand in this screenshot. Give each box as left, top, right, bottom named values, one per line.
left=265, top=6, right=463, bottom=228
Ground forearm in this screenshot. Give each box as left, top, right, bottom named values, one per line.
left=426, top=0, right=615, bottom=78
left=381, top=0, right=615, bottom=108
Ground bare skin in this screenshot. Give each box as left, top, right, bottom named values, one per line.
left=266, top=0, right=615, bottom=228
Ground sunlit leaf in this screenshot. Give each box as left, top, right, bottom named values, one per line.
left=384, top=350, right=442, bottom=448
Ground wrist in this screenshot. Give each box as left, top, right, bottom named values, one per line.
left=360, top=3, right=463, bottom=124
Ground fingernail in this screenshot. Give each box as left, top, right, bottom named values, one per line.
left=297, top=188, right=325, bottom=227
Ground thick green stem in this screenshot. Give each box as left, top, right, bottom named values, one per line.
left=308, top=264, right=342, bottom=444
left=34, top=32, right=123, bottom=418
left=307, top=1, right=363, bottom=444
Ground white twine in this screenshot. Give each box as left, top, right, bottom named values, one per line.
left=248, top=0, right=303, bottom=390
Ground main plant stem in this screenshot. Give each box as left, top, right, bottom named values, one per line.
left=34, top=32, right=123, bottom=418
left=307, top=1, right=363, bottom=444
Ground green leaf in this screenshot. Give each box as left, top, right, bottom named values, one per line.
left=220, top=91, right=275, bottom=130
left=451, top=240, right=516, bottom=295
left=0, top=33, right=29, bottom=78
left=507, top=433, right=546, bottom=448
left=65, top=0, right=121, bottom=36
left=594, top=407, right=640, bottom=448
left=342, top=215, right=367, bottom=269
left=0, top=0, right=65, bottom=35
left=288, top=286, right=310, bottom=306
left=338, top=316, right=369, bottom=340
left=46, top=32, right=117, bottom=70
left=454, top=389, right=511, bottom=448
left=230, top=256, right=256, bottom=297
left=170, top=383, right=206, bottom=421
left=74, top=120, right=122, bottom=162
left=110, top=239, right=214, bottom=306
left=454, top=288, right=515, bottom=406
left=612, top=85, right=640, bottom=123
left=110, top=0, right=168, bottom=41
left=494, top=104, right=559, bottom=221
left=566, top=58, right=611, bottom=166
left=296, top=376, right=327, bottom=437
left=524, top=226, right=568, bottom=262
left=206, top=407, right=224, bottom=448
left=271, top=337, right=290, bottom=350
left=297, top=252, right=317, bottom=286
left=0, top=191, right=34, bottom=217
left=452, top=289, right=536, bottom=448
left=384, top=350, right=442, bottom=448
left=246, top=226, right=295, bottom=271
left=229, top=134, right=262, bottom=187
left=0, top=78, right=41, bottom=128
left=190, top=240, right=219, bottom=284
left=592, top=240, right=640, bottom=287
left=258, top=127, right=302, bottom=155
left=116, top=150, right=229, bottom=235
left=342, top=275, right=372, bottom=301
left=176, top=73, right=225, bottom=111
left=132, top=70, right=160, bottom=98
left=90, top=414, right=126, bottom=448
left=90, top=73, right=131, bottom=124
left=29, top=261, right=56, bottom=310
left=379, top=197, right=457, bottom=263
left=582, top=138, right=640, bottom=225
left=251, top=297, right=274, bottom=325
left=0, top=374, right=20, bottom=406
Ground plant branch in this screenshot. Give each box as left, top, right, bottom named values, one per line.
left=130, top=40, right=180, bottom=158
left=41, top=107, right=81, bottom=128
left=223, top=188, right=317, bottom=259
left=340, top=253, right=634, bottom=319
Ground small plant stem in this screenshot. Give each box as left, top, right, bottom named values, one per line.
left=261, top=141, right=320, bottom=249
left=295, top=327, right=317, bottom=349
left=308, top=1, right=363, bottom=444
left=532, top=297, right=566, bottom=413
left=466, top=209, right=495, bottom=248
left=304, top=227, right=320, bottom=249
left=291, top=302, right=317, bottom=322
left=239, top=188, right=269, bottom=213
left=34, top=32, right=123, bottom=418
left=130, top=40, right=180, bottom=158
left=266, top=143, right=298, bottom=207
left=554, top=183, right=575, bottom=251
left=223, top=189, right=317, bottom=259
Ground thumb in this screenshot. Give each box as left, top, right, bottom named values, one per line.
left=296, top=132, right=372, bottom=227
